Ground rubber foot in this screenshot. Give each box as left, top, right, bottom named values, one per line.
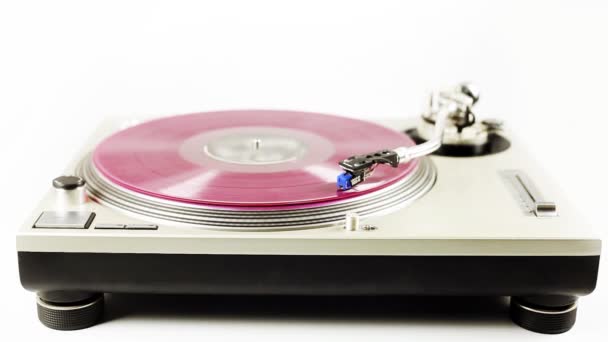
left=510, top=297, right=577, bottom=334
left=37, top=294, right=104, bottom=330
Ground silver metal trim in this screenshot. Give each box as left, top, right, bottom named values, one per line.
left=36, top=296, right=103, bottom=311
left=515, top=301, right=578, bottom=315
left=126, top=224, right=159, bottom=230
left=94, top=223, right=126, bottom=229
left=76, top=155, right=437, bottom=231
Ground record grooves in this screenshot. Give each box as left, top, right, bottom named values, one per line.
left=78, top=156, right=436, bottom=230
left=79, top=110, right=437, bottom=230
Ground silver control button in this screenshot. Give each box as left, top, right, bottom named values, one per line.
left=95, top=224, right=126, bottom=229
left=126, top=224, right=158, bottom=230
left=34, top=211, right=95, bottom=229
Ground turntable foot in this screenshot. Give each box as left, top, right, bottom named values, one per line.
left=510, top=296, right=578, bottom=334
left=36, top=291, right=104, bottom=330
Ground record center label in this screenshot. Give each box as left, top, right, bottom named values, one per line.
left=179, top=126, right=335, bottom=173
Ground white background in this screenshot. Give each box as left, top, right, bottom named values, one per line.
left=1, top=0, right=607, bottom=340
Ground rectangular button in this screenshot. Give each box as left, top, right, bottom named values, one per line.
left=95, top=224, right=126, bottom=229
left=34, top=211, right=95, bottom=229
left=126, top=224, right=158, bottom=230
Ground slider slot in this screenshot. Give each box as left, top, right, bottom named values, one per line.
left=514, top=173, right=557, bottom=217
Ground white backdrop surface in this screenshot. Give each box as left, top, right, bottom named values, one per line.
left=0, top=1, right=606, bottom=341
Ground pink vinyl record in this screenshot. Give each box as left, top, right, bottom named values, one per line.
left=92, top=110, right=419, bottom=206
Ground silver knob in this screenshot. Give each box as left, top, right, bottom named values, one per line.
left=53, top=176, right=87, bottom=209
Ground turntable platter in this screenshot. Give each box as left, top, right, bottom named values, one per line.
left=92, top=110, right=419, bottom=206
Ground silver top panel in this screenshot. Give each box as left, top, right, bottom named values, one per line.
left=16, top=117, right=601, bottom=257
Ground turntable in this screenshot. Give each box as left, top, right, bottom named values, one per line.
left=16, top=84, right=600, bottom=334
